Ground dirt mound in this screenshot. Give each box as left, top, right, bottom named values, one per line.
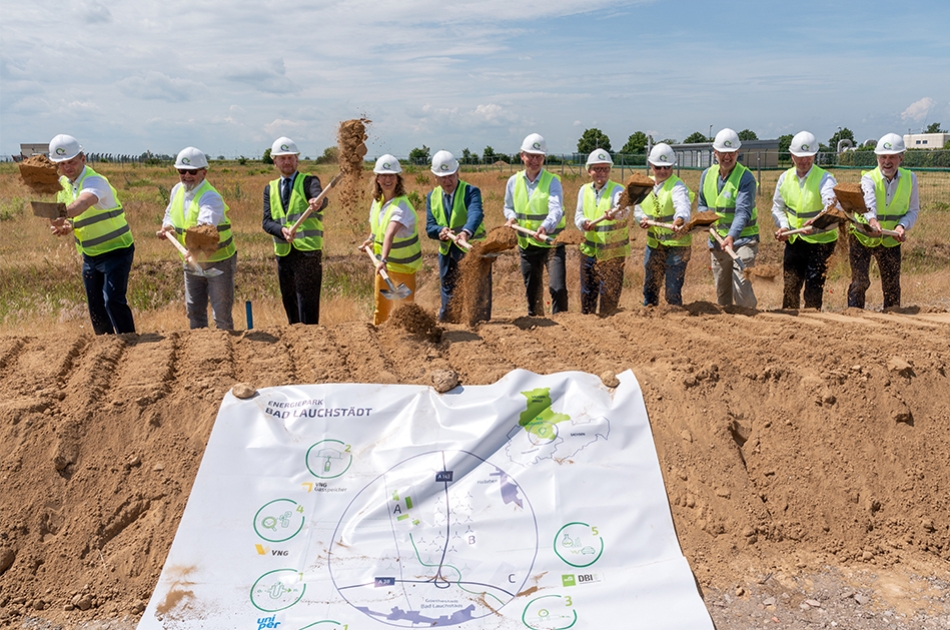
left=386, top=302, right=441, bottom=341
left=336, top=118, right=370, bottom=211
left=1, top=308, right=950, bottom=628
left=18, top=154, right=62, bottom=196
left=183, top=224, right=219, bottom=258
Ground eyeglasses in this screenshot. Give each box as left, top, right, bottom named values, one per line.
left=590, top=167, right=611, bottom=174
left=652, top=165, right=672, bottom=171
left=177, top=168, right=202, bottom=175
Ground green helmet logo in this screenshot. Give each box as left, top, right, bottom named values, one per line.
left=281, top=144, right=290, bottom=151
left=724, top=140, right=733, bottom=147
left=659, top=155, right=668, bottom=162
left=182, top=157, right=191, bottom=164
left=802, top=143, right=810, bottom=150
left=384, top=162, right=391, bottom=169
left=533, top=142, right=541, bottom=149
left=598, top=152, right=606, bottom=160
left=440, top=164, right=449, bottom=171
left=56, top=147, right=66, bottom=155
left=884, top=142, right=892, bottom=149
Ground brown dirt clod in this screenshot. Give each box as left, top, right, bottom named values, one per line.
left=387, top=303, right=442, bottom=342
left=18, top=154, right=63, bottom=196
left=834, top=183, right=866, bottom=214
left=686, top=210, right=719, bottom=230
left=553, top=230, right=584, bottom=246
left=184, top=224, right=220, bottom=258
left=336, top=118, right=371, bottom=211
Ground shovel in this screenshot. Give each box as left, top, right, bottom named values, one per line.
left=509, top=223, right=556, bottom=245
left=363, top=248, right=412, bottom=300
left=31, top=201, right=67, bottom=219
left=709, top=229, right=747, bottom=272
left=449, top=231, right=501, bottom=259
left=164, top=231, right=223, bottom=278
left=287, top=173, right=343, bottom=238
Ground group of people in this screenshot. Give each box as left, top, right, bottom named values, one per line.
left=43, top=126, right=919, bottom=336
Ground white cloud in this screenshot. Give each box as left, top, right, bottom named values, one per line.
left=574, top=120, right=582, bottom=126
left=75, top=0, right=113, bottom=24
left=901, top=97, right=936, bottom=122
left=263, top=119, right=306, bottom=137
left=116, top=72, right=205, bottom=102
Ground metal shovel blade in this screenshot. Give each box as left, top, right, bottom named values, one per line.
left=31, top=201, right=67, bottom=219
left=380, top=278, right=412, bottom=300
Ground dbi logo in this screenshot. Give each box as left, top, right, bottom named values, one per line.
left=256, top=614, right=281, bottom=629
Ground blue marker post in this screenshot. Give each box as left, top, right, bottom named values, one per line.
left=245, top=300, right=254, bottom=330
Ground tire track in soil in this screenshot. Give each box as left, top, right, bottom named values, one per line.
left=475, top=318, right=574, bottom=375
left=112, top=334, right=177, bottom=409
left=326, top=322, right=396, bottom=383
left=1, top=335, right=88, bottom=398
left=0, top=335, right=27, bottom=374
left=231, top=329, right=297, bottom=388
left=280, top=325, right=349, bottom=384
left=441, top=326, right=516, bottom=385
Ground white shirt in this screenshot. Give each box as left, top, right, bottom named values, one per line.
left=860, top=169, right=920, bottom=231
left=162, top=181, right=226, bottom=228
left=770, top=167, right=837, bottom=230
left=69, top=165, right=116, bottom=209
left=633, top=178, right=691, bottom=224
left=503, top=170, right=564, bottom=233
left=371, top=197, right=416, bottom=239
left=574, top=182, right=628, bottom=230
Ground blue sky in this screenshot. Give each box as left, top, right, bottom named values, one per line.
left=2, top=0, right=948, bottom=160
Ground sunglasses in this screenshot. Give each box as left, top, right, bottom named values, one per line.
left=652, top=165, right=672, bottom=170
left=177, top=168, right=203, bottom=175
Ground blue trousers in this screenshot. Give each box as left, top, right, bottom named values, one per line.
left=643, top=244, right=689, bottom=306
left=81, top=244, right=136, bottom=335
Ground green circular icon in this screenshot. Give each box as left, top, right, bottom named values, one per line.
left=254, top=499, right=305, bottom=543
left=251, top=569, right=306, bottom=612
left=553, top=522, right=604, bottom=568
left=522, top=595, right=577, bottom=630
left=306, top=439, right=353, bottom=479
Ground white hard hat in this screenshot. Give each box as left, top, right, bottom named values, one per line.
left=373, top=154, right=402, bottom=174
left=712, top=128, right=741, bottom=152
left=648, top=143, right=676, bottom=166
left=520, top=133, right=547, bottom=155
left=48, top=134, right=83, bottom=162
left=271, top=137, right=299, bottom=156
left=585, top=149, right=613, bottom=167
left=175, top=147, right=208, bottom=170
left=789, top=131, right=819, bottom=157
left=875, top=133, right=905, bottom=155
left=430, top=150, right=459, bottom=176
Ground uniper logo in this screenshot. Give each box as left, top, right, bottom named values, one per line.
left=440, top=164, right=449, bottom=171
left=182, top=157, right=191, bottom=164
left=598, top=153, right=606, bottom=160
left=802, top=143, right=810, bottom=150
left=724, top=140, right=733, bottom=147
left=383, top=162, right=392, bottom=169
left=533, top=142, right=541, bottom=149
left=659, top=155, right=668, bottom=162
left=281, top=144, right=290, bottom=151
left=56, top=147, right=66, bottom=155
left=884, top=142, right=892, bottom=149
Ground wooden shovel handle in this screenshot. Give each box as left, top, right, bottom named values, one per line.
left=448, top=232, right=472, bottom=251
left=709, top=228, right=741, bottom=262
left=289, top=173, right=342, bottom=234
left=509, top=223, right=554, bottom=245
left=363, top=246, right=393, bottom=282
left=643, top=219, right=677, bottom=230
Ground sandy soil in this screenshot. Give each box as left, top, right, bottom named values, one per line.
left=0, top=265, right=948, bottom=628
left=17, top=155, right=62, bottom=197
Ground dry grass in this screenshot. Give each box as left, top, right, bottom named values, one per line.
left=1, top=161, right=949, bottom=333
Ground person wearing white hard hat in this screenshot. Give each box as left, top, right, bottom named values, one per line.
left=697, top=128, right=760, bottom=308
left=360, top=155, right=422, bottom=325
left=424, top=150, right=490, bottom=322
left=261, top=137, right=330, bottom=325
left=157, top=147, right=237, bottom=330
left=503, top=133, right=568, bottom=316
left=574, top=149, right=628, bottom=314
left=47, top=134, right=136, bottom=335
left=634, top=143, right=695, bottom=307
left=847, top=133, right=919, bottom=309
left=771, top=131, right=839, bottom=310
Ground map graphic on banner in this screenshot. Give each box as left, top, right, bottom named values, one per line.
left=139, top=370, right=714, bottom=629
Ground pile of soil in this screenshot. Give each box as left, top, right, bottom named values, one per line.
left=1, top=306, right=949, bottom=629
left=553, top=229, right=584, bottom=246
left=834, top=183, right=867, bottom=214
left=480, top=225, right=518, bottom=254
left=619, top=173, right=654, bottom=207
left=386, top=302, right=441, bottom=341
left=18, top=155, right=62, bottom=196
left=687, top=210, right=718, bottom=231
left=183, top=225, right=219, bottom=258
left=336, top=118, right=370, bottom=211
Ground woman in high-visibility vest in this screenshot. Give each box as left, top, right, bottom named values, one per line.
left=360, top=155, right=422, bottom=325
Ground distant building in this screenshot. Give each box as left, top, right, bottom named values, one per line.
left=670, top=139, right=781, bottom=169
left=903, top=133, right=950, bottom=150
left=16, top=143, right=50, bottom=161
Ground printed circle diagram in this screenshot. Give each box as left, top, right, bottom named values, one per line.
left=328, top=450, right=538, bottom=627
left=254, top=499, right=305, bottom=543
left=553, top=522, right=604, bottom=568
left=306, top=439, right=353, bottom=479
left=522, top=595, right=578, bottom=630
left=250, top=569, right=306, bottom=612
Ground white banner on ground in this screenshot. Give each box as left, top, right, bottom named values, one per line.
left=140, top=369, right=713, bottom=630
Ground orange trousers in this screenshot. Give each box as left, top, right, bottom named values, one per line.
left=373, top=270, right=416, bottom=325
